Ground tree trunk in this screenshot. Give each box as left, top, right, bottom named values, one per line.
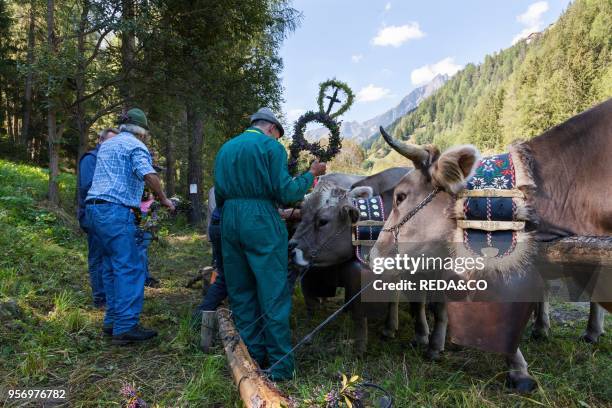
left=46, top=0, right=60, bottom=205
left=120, top=0, right=135, bottom=108
left=164, top=128, right=176, bottom=197
left=75, top=0, right=89, bottom=157
left=21, top=2, right=35, bottom=145
left=187, top=107, right=203, bottom=224
left=5, top=95, right=13, bottom=141
left=12, top=89, right=19, bottom=141
left=0, top=83, right=4, bottom=134
left=47, top=109, right=60, bottom=204
left=217, top=308, right=293, bottom=407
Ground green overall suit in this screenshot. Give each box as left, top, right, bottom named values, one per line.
left=214, top=127, right=314, bottom=380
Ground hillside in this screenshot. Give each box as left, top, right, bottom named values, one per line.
left=366, top=0, right=612, bottom=167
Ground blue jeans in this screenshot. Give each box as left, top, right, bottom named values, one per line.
left=136, top=228, right=153, bottom=280
left=85, top=225, right=106, bottom=305
left=84, top=203, right=145, bottom=335
left=197, top=221, right=227, bottom=311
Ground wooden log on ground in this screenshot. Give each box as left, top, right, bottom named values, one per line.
left=542, top=236, right=612, bottom=312
left=216, top=308, right=292, bottom=408
left=543, top=236, right=612, bottom=265
left=200, top=310, right=216, bottom=353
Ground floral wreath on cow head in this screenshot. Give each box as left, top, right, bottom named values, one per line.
left=288, top=78, right=354, bottom=175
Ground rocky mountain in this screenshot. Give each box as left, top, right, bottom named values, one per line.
left=305, top=74, right=448, bottom=142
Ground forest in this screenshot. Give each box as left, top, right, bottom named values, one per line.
left=0, top=0, right=299, bottom=222
left=365, top=0, right=611, bottom=171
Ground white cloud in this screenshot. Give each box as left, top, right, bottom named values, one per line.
left=351, top=54, right=363, bottom=63
left=356, top=84, right=391, bottom=102
left=517, top=1, right=549, bottom=26
left=512, top=1, right=549, bottom=44
left=384, top=2, right=391, bottom=11
left=372, top=23, right=425, bottom=47
left=287, top=108, right=305, bottom=122
left=411, top=57, right=462, bottom=85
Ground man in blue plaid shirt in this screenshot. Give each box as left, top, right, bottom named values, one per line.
left=84, top=108, right=175, bottom=345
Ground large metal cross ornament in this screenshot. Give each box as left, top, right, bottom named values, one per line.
left=325, top=86, right=343, bottom=115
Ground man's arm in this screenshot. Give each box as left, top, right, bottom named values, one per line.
left=268, top=143, right=326, bottom=205
left=132, top=147, right=175, bottom=211
left=144, top=173, right=175, bottom=211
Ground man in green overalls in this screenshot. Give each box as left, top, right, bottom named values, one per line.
left=214, top=107, right=326, bottom=381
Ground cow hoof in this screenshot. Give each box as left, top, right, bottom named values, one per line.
left=409, top=335, right=429, bottom=348
left=424, top=348, right=442, bottom=361
left=506, top=374, right=537, bottom=393
left=531, top=327, right=550, bottom=341
left=381, top=328, right=396, bottom=339
left=580, top=331, right=602, bottom=344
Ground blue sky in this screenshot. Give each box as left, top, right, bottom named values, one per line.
left=280, top=0, right=570, bottom=123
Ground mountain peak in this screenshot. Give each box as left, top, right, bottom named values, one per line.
left=305, top=75, right=448, bottom=143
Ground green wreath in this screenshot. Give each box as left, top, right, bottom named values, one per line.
left=317, top=78, right=355, bottom=119
left=288, top=78, right=353, bottom=175
left=288, top=111, right=342, bottom=175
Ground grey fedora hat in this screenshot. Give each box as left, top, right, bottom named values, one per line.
left=250, top=107, right=285, bottom=136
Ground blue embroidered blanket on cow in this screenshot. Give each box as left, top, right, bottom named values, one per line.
left=453, top=152, right=534, bottom=273
left=463, top=153, right=519, bottom=257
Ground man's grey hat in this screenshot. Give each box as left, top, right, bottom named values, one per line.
left=250, top=107, right=284, bottom=136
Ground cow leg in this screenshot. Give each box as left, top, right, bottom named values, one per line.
left=581, top=302, right=606, bottom=343
left=505, top=348, right=537, bottom=393
left=531, top=301, right=551, bottom=340
left=353, top=313, right=368, bottom=355
left=304, top=295, right=319, bottom=318
left=424, top=302, right=447, bottom=361
left=409, top=302, right=429, bottom=347
left=381, top=300, right=399, bottom=339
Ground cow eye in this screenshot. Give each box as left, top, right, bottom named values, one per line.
left=396, top=192, right=407, bottom=205
left=317, top=218, right=329, bottom=227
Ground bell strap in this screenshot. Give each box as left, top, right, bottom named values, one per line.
left=456, top=220, right=526, bottom=232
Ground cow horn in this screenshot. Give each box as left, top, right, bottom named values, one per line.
left=379, top=126, right=429, bottom=168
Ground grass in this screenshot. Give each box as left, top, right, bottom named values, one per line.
left=0, top=158, right=610, bottom=407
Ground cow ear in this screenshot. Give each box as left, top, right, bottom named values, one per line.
left=342, top=205, right=361, bottom=223
left=349, top=186, right=373, bottom=199
left=430, top=145, right=480, bottom=194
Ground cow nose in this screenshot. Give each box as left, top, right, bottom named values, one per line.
left=288, top=240, right=298, bottom=251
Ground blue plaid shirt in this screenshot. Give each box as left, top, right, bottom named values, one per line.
left=86, top=132, right=155, bottom=208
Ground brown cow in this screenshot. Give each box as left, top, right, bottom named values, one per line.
left=290, top=168, right=410, bottom=352
left=370, top=98, right=612, bottom=391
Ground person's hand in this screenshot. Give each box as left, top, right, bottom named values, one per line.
left=309, top=159, right=327, bottom=177
left=161, top=197, right=176, bottom=212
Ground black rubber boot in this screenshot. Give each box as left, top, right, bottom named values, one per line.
left=112, top=325, right=158, bottom=345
